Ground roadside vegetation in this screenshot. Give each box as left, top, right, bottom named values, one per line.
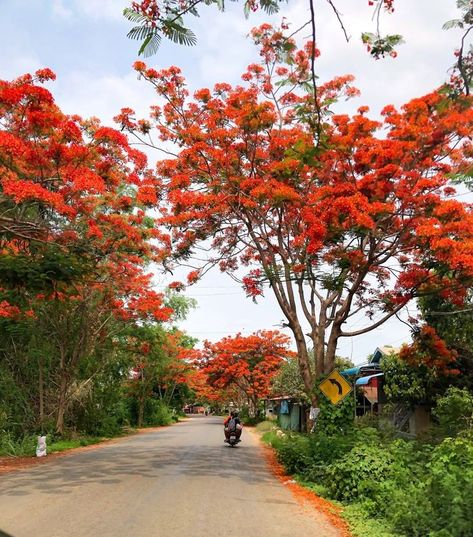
left=259, top=386, right=473, bottom=537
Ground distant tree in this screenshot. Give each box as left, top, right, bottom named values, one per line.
left=198, top=330, right=293, bottom=415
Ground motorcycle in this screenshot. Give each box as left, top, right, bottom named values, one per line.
left=227, top=431, right=241, bottom=447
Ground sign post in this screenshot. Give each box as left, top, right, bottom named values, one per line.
left=319, top=369, right=352, bottom=405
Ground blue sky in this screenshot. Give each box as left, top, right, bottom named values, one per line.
left=0, top=0, right=468, bottom=362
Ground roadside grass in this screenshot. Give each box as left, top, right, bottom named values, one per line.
left=342, top=503, right=398, bottom=537
left=296, top=480, right=397, bottom=537
left=48, top=436, right=105, bottom=454
left=0, top=417, right=183, bottom=458
left=255, top=420, right=277, bottom=433
left=0, top=434, right=107, bottom=457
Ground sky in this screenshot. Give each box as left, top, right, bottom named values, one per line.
left=0, top=0, right=468, bottom=363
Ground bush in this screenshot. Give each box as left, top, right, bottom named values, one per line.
left=315, top=384, right=355, bottom=435
left=145, top=400, right=174, bottom=426
left=0, top=430, right=36, bottom=456
left=302, top=430, right=360, bottom=482
left=324, top=441, right=395, bottom=502
left=275, top=434, right=311, bottom=474
left=433, top=387, right=473, bottom=437
left=263, top=413, right=473, bottom=537
left=256, top=420, right=277, bottom=433
left=243, top=415, right=265, bottom=426
left=426, top=435, right=473, bottom=536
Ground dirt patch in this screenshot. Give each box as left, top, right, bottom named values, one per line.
left=250, top=430, right=352, bottom=537
left=0, top=422, right=184, bottom=476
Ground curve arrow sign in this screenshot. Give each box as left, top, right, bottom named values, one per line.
left=329, top=378, right=343, bottom=395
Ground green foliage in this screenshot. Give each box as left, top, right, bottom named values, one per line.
left=164, top=290, right=197, bottom=325
left=314, top=378, right=355, bottom=435
left=426, top=435, right=473, bottom=537
left=324, top=438, right=394, bottom=502
left=242, top=415, right=265, bottom=426
left=302, top=430, right=360, bottom=482
left=419, top=293, right=473, bottom=393
left=255, top=420, right=277, bottom=433
left=48, top=436, right=104, bottom=453
left=144, top=400, right=174, bottom=426
left=360, top=32, right=404, bottom=59
left=381, top=352, right=437, bottom=406
left=124, top=0, right=281, bottom=56
left=342, top=503, right=398, bottom=537
left=271, top=357, right=308, bottom=401
left=264, top=421, right=473, bottom=537
left=0, top=431, right=37, bottom=456
left=433, top=387, right=473, bottom=437
left=275, top=434, right=311, bottom=474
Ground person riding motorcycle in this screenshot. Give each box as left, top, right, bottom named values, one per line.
left=224, top=410, right=242, bottom=443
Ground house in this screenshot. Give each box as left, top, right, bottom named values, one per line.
left=340, top=346, right=398, bottom=414
left=341, top=345, right=431, bottom=436
left=264, top=396, right=308, bottom=432
left=183, top=404, right=206, bottom=414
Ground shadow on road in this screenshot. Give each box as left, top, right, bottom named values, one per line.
left=0, top=417, right=275, bottom=498
left=0, top=530, right=14, bottom=537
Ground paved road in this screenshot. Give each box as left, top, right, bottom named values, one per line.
left=0, top=416, right=340, bottom=537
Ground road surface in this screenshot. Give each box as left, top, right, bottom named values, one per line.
left=0, top=416, right=341, bottom=537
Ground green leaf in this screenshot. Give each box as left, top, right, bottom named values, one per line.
left=123, top=7, right=148, bottom=24
left=442, top=19, right=463, bottom=30
left=138, top=33, right=163, bottom=57
left=127, top=25, right=156, bottom=41
left=163, top=21, right=197, bottom=47
left=260, top=0, right=280, bottom=15
left=243, top=1, right=251, bottom=18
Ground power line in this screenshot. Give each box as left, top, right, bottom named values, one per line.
left=425, top=307, right=473, bottom=316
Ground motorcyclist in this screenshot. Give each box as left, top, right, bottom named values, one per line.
left=224, top=410, right=242, bottom=443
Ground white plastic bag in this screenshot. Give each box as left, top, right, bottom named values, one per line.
left=36, top=435, right=47, bottom=457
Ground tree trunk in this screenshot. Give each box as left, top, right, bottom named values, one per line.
left=292, top=324, right=313, bottom=396
left=325, top=324, right=341, bottom=374
left=251, top=395, right=259, bottom=418
left=38, top=356, right=44, bottom=430
left=138, top=395, right=145, bottom=428
left=56, top=374, right=68, bottom=435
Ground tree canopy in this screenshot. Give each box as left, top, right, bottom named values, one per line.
left=117, top=24, right=473, bottom=403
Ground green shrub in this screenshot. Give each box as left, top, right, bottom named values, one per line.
left=243, top=415, right=265, bottom=426
left=426, top=435, right=473, bottom=536
left=433, top=387, right=473, bottom=437
left=315, top=385, right=355, bottom=435
left=324, top=441, right=396, bottom=502
left=145, top=400, right=173, bottom=426
left=275, top=434, right=311, bottom=474
left=263, top=419, right=473, bottom=537
left=256, top=420, right=277, bottom=433
left=302, top=430, right=359, bottom=481
left=0, top=431, right=36, bottom=456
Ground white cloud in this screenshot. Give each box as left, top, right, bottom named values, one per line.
left=72, top=0, right=125, bottom=20
left=56, top=70, right=155, bottom=124
left=51, top=0, right=73, bottom=19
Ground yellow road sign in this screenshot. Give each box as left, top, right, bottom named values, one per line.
left=319, top=369, right=352, bottom=405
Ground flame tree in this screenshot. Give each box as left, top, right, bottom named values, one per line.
left=196, top=330, right=294, bottom=415
left=117, top=25, right=473, bottom=404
